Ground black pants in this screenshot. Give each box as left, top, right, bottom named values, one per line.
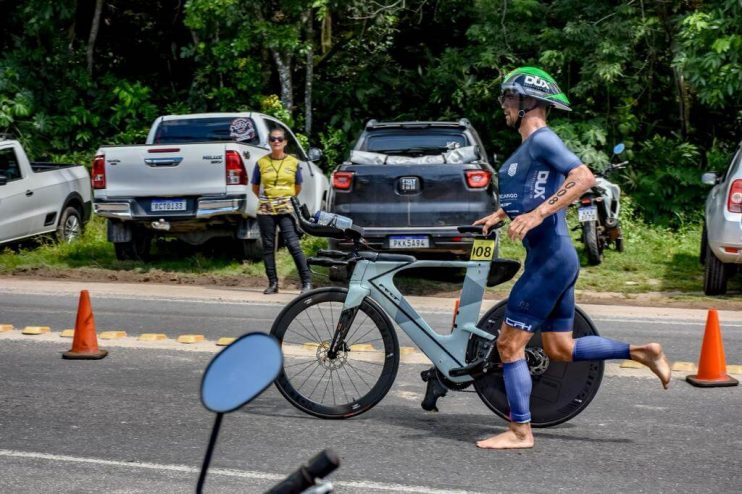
left=257, top=213, right=311, bottom=285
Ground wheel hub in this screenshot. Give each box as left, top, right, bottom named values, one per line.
left=317, top=341, right=348, bottom=370
left=525, top=347, right=550, bottom=376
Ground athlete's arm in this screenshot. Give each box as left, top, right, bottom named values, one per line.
left=507, top=164, right=595, bottom=241
left=473, top=208, right=508, bottom=235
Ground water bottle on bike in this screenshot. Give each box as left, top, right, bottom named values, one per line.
left=313, top=211, right=354, bottom=230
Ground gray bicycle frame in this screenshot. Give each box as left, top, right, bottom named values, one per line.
left=342, top=258, right=497, bottom=384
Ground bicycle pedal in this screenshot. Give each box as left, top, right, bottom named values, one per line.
left=421, top=369, right=447, bottom=412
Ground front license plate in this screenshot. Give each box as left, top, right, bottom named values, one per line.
left=151, top=199, right=186, bottom=212
left=389, top=236, right=429, bottom=249
left=578, top=205, right=598, bottom=222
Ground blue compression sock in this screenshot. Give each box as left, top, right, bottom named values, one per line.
left=503, top=360, right=532, bottom=423
left=572, top=336, right=630, bottom=361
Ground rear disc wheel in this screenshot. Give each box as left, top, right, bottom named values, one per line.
left=469, top=300, right=604, bottom=428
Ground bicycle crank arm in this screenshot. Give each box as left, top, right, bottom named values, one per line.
left=448, top=342, right=500, bottom=378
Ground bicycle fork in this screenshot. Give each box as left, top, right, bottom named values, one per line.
left=327, top=306, right=359, bottom=359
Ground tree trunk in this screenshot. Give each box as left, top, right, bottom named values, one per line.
left=271, top=49, right=293, bottom=113
left=304, top=9, right=314, bottom=135
left=86, top=0, right=104, bottom=76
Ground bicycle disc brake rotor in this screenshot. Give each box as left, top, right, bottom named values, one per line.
left=316, top=341, right=348, bottom=370
left=525, top=347, right=549, bottom=376
left=468, top=303, right=604, bottom=428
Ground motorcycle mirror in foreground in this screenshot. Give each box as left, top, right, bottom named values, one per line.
left=612, top=142, right=625, bottom=155
left=197, top=332, right=283, bottom=493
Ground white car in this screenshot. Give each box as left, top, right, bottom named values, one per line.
left=0, top=138, right=91, bottom=246
left=701, top=140, right=742, bottom=294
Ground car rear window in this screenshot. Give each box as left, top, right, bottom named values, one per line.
left=153, top=117, right=259, bottom=145
left=364, top=130, right=469, bottom=154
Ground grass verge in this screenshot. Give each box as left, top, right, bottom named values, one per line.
left=1, top=212, right=739, bottom=304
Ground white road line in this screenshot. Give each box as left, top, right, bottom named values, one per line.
left=592, top=317, right=742, bottom=328
left=0, top=449, right=485, bottom=494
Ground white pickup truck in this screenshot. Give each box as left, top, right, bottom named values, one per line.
left=0, top=138, right=92, bottom=246
left=92, top=112, right=329, bottom=260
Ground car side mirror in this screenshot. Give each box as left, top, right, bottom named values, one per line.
left=308, top=147, right=323, bottom=162
left=0, top=174, right=7, bottom=186
left=701, top=172, right=719, bottom=185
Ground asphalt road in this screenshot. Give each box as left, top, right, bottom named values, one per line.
left=1, top=279, right=741, bottom=493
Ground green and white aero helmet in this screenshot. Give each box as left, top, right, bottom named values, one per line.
left=501, top=67, right=572, bottom=112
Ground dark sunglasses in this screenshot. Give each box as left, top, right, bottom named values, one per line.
left=497, top=92, right=518, bottom=105
left=269, top=136, right=285, bottom=143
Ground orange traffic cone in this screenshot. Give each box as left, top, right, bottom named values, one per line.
left=62, top=290, right=108, bottom=360
left=686, top=309, right=738, bottom=387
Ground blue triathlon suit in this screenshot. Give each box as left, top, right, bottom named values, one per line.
left=498, top=127, right=582, bottom=333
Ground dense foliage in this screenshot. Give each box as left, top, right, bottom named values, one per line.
left=1, top=0, right=740, bottom=227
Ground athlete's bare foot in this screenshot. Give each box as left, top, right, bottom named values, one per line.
left=476, top=423, right=534, bottom=450
left=630, top=343, right=671, bottom=389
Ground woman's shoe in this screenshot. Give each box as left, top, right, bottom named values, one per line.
left=263, top=282, right=279, bottom=294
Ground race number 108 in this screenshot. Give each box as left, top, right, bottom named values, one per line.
left=470, top=239, right=496, bottom=261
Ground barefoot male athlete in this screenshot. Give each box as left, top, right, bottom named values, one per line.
left=474, top=67, right=671, bottom=450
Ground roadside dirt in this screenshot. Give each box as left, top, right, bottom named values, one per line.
left=6, top=266, right=742, bottom=311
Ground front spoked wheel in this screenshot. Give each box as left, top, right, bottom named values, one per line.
left=271, top=288, right=400, bottom=419
left=469, top=300, right=604, bottom=428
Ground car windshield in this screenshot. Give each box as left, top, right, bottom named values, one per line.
left=153, top=117, right=260, bottom=145
left=365, top=130, right=468, bottom=155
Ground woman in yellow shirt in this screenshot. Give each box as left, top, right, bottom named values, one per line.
left=251, top=128, right=312, bottom=294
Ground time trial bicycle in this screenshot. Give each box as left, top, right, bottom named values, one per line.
left=270, top=198, right=604, bottom=427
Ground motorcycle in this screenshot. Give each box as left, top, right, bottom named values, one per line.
left=575, top=143, right=627, bottom=266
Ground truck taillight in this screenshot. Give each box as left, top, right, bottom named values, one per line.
left=728, top=180, right=742, bottom=213
left=225, top=150, right=247, bottom=185
left=465, top=170, right=491, bottom=188
left=332, top=171, right=354, bottom=190
left=91, top=154, right=106, bottom=189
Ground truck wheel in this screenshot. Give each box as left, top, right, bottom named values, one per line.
left=703, top=244, right=729, bottom=295
left=56, top=207, right=83, bottom=243
left=114, top=228, right=152, bottom=261
left=237, top=239, right=263, bottom=261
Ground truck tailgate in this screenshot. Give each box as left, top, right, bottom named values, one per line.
left=101, top=144, right=229, bottom=197
left=332, top=164, right=494, bottom=227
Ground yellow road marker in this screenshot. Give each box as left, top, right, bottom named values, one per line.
left=22, top=326, right=51, bottom=335
left=216, top=337, right=236, bottom=346
left=177, top=334, right=205, bottom=344
left=60, top=329, right=75, bottom=338
left=619, top=360, right=644, bottom=369
left=139, top=333, right=168, bottom=342
left=99, top=331, right=127, bottom=339
left=350, top=344, right=375, bottom=352
left=671, top=361, right=697, bottom=372
left=400, top=346, right=416, bottom=355
left=0, top=324, right=14, bottom=332
left=303, top=342, right=320, bottom=350
left=727, top=365, right=742, bottom=375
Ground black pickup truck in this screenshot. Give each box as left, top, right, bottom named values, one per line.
left=327, top=119, right=499, bottom=257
